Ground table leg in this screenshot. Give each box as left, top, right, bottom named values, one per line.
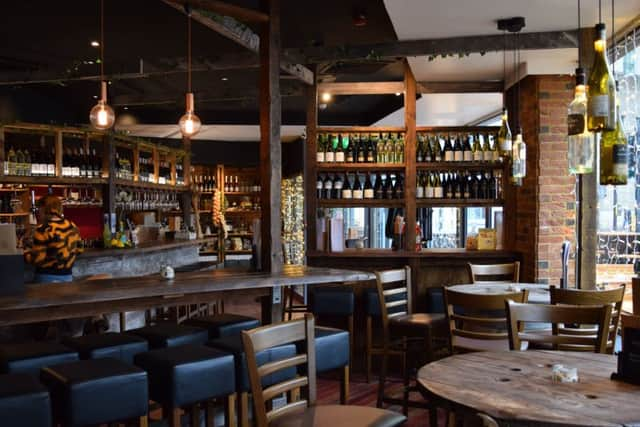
left=261, top=286, right=284, bottom=324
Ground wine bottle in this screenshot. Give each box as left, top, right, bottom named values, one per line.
left=472, top=133, right=483, bottom=162
left=375, top=173, right=385, bottom=199
left=323, top=174, right=333, bottom=199
left=488, top=172, right=497, bottom=199
left=512, top=130, right=527, bottom=179
left=351, top=133, right=360, bottom=163
left=453, top=172, right=462, bottom=199
left=394, top=134, right=405, bottom=164
left=416, top=134, right=425, bottom=163
left=79, top=147, right=87, bottom=178
left=463, top=172, right=471, bottom=199
left=425, top=172, right=434, bottom=199
left=24, top=149, right=31, bottom=176
left=376, top=134, right=385, bottom=163
left=434, top=173, right=443, bottom=199
left=325, top=135, right=335, bottom=163
left=333, top=173, right=343, bottom=199
left=568, top=69, right=594, bottom=174
left=364, top=173, right=374, bottom=199
left=342, top=173, right=353, bottom=199
left=433, top=136, right=443, bottom=162
left=600, top=83, right=628, bottom=185
left=385, top=174, right=394, bottom=199
left=453, top=135, right=463, bottom=162
left=384, top=134, right=394, bottom=164
left=463, top=134, right=473, bottom=161
left=357, top=135, right=366, bottom=163
left=394, top=175, right=404, bottom=200
left=497, top=109, right=512, bottom=156
left=443, top=135, right=454, bottom=162
left=48, top=146, right=56, bottom=176
left=335, top=134, right=345, bottom=163
left=587, top=23, right=616, bottom=132
left=416, top=172, right=425, bottom=199
left=316, top=134, right=325, bottom=163
left=470, top=173, right=479, bottom=199
left=352, top=173, right=363, bottom=199
left=7, top=146, right=16, bottom=175
left=344, top=134, right=354, bottom=163
left=424, top=135, right=433, bottom=162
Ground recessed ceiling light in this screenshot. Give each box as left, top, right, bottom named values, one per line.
left=90, top=40, right=100, bottom=47
left=93, top=95, right=98, bottom=99
left=221, top=77, right=229, bottom=81
left=123, top=106, right=129, bottom=110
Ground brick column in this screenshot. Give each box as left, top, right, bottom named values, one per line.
left=508, top=75, right=577, bottom=286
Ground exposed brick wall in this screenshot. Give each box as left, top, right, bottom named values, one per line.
left=508, top=75, right=577, bottom=285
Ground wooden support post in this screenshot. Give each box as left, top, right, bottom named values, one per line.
left=259, top=0, right=283, bottom=273
left=0, top=126, right=5, bottom=177
left=305, top=66, right=318, bottom=253
left=404, top=62, right=417, bottom=251
left=105, top=133, right=116, bottom=231
left=55, top=131, right=63, bottom=177
left=577, top=26, right=597, bottom=290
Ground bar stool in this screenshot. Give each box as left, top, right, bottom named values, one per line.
left=128, top=323, right=208, bottom=348
left=183, top=312, right=260, bottom=339
left=310, top=285, right=354, bottom=364
left=0, top=373, right=52, bottom=427
left=40, top=358, right=149, bottom=427
left=207, top=335, right=297, bottom=427
left=0, top=342, right=78, bottom=375
left=62, top=332, right=148, bottom=363
left=135, top=344, right=236, bottom=427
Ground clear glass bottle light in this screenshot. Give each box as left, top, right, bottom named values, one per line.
left=567, top=68, right=594, bottom=174
left=512, top=129, right=526, bottom=179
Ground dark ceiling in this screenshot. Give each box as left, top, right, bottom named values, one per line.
left=0, top=0, right=405, bottom=129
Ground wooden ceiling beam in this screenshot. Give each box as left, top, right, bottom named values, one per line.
left=293, top=30, right=579, bottom=63
left=164, top=0, right=268, bottom=23
left=318, top=81, right=404, bottom=95
left=417, top=81, right=504, bottom=93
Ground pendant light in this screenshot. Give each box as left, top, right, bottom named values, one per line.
left=179, top=5, right=202, bottom=137
left=568, top=0, right=594, bottom=174
left=89, top=0, right=115, bottom=130
left=511, top=29, right=527, bottom=180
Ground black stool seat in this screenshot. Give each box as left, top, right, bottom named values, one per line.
left=183, top=313, right=260, bottom=339
left=134, top=344, right=235, bottom=407
left=307, top=327, right=349, bottom=373
left=0, top=373, right=51, bottom=427
left=207, top=335, right=296, bottom=392
left=312, top=287, right=354, bottom=316
left=40, top=358, right=148, bottom=427
left=128, top=323, right=208, bottom=348
left=0, top=342, right=78, bottom=375
left=62, top=332, right=148, bottom=363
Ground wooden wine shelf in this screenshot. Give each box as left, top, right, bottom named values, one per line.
left=226, top=250, right=253, bottom=254
left=0, top=212, right=29, bottom=217
left=115, top=179, right=188, bottom=192
left=224, top=191, right=260, bottom=196
left=416, top=199, right=504, bottom=207
left=225, top=210, right=261, bottom=215
left=317, top=126, right=407, bottom=133
left=416, top=161, right=505, bottom=170
left=227, top=232, right=253, bottom=237
left=316, top=163, right=405, bottom=171
left=317, top=199, right=405, bottom=208
left=0, top=176, right=107, bottom=186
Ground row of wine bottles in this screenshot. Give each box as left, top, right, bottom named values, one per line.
left=61, top=147, right=103, bottom=178
left=224, top=175, right=261, bottom=193
left=416, top=171, right=503, bottom=200
left=317, top=172, right=405, bottom=200
left=316, top=133, right=405, bottom=164
left=416, top=133, right=501, bottom=163
left=4, top=146, right=56, bottom=177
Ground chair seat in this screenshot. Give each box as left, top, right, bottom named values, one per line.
left=0, top=342, right=78, bottom=375
left=452, top=336, right=511, bottom=353
left=312, top=288, right=354, bottom=316
left=0, top=373, right=51, bottom=427
left=306, top=327, right=349, bottom=373
left=207, top=335, right=296, bottom=392
left=183, top=313, right=260, bottom=339
left=40, top=358, right=148, bottom=427
left=135, top=344, right=235, bottom=407
left=62, top=332, right=148, bottom=363
left=389, top=313, right=447, bottom=337
left=271, top=404, right=406, bottom=427
left=129, top=323, right=208, bottom=348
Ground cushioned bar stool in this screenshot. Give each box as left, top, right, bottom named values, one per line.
left=0, top=373, right=52, bottom=427
left=183, top=313, right=260, bottom=339
left=310, top=286, right=354, bottom=364
left=128, top=323, right=208, bottom=348
left=207, top=335, right=297, bottom=427
left=62, top=332, right=148, bottom=363
left=297, top=326, right=351, bottom=404
left=135, top=344, right=236, bottom=427
left=0, top=342, right=78, bottom=375
left=40, top=358, right=148, bottom=427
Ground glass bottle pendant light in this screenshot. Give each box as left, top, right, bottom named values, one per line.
left=512, top=128, right=527, bottom=179
left=179, top=7, right=201, bottom=137
left=89, top=0, right=115, bottom=130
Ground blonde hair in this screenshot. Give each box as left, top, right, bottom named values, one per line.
left=38, top=194, right=62, bottom=216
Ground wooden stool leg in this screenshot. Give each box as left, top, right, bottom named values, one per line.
left=169, top=407, right=181, bottom=427
left=340, top=365, right=350, bottom=405
left=377, top=343, right=388, bottom=408
left=347, top=314, right=354, bottom=369
left=402, top=336, right=410, bottom=416
left=206, top=400, right=216, bottom=427
left=288, top=387, right=301, bottom=403
left=366, top=316, right=373, bottom=383
left=119, top=312, right=127, bottom=331
left=191, top=403, right=201, bottom=427
left=138, top=415, right=148, bottom=427
left=239, top=391, right=250, bottom=427
left=429, top=407, right=438, bottom=427
left=224, top=394, right=237, bottom=427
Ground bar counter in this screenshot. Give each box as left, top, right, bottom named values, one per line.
left=0, top=265, right=374, bottom=327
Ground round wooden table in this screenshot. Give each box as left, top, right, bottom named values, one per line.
left=418, top=350, right=640, bottom=426
left=449, top=282, right=550, bottom=304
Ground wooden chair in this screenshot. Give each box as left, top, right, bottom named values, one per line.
left=467, top=262, right=520, bottom=284
left=505, top=301, right=613, bottom=353
left=444, top=288, right=529, bottom=354
left=241, top=313, right=406, bottom=427
left=549, top=285, right=625, bottom=354
left=375, top=266, right=446, bottom=419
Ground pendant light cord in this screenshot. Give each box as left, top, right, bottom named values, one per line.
left=187, top=8, right=192, bottom=93
left=612, top=0, right=615, bottom=75
left=578, top=0, right=582, bottom=68
left=516, top=32, right=521, bottom=130
left=599, top=0, right=602, bottom=23
left=100, top=0, right=104, bottom=81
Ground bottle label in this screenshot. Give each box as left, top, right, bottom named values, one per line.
left=613, top=144, right=628, bottom=176
left=434, top=187, right=443, bottom=198
left=324, top=182, right=333, bottom=190
left=463, top=151, right=473, bottom=161
left=492, top=151, right=500, bottom=161
left=425, top=187, right=434, bottom=198
left=325, top=152, right=335, bottom=162
left=444, top=152, right=454, bottom=162
left=364, top=189, right=374, bottom=199
left=335, top=152, right=345, bottom=162
left=473, top=151, right=483, bottom=162
left=567, top=114, right=585, bottom=136
left=342, top=189, right=352, bottom=199
left=353, top=189, right=363, bottom=199
left=454, top=151, right=464, bottom=162
left=416, top=187, right=424, bottom=198
left=317, top=152, right=325, bottom=162
left=333, top=182, right=343, bottom=190
left=499, top=138, right=512, bottom=153
left=589, top=95, right=609, bottom=117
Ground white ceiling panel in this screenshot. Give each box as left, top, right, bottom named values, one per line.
left=115, top=124, right=305, bottom=142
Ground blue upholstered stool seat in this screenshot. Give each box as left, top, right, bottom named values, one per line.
left=0, top=342, right=78, bottom=375
left=62, top=332, right=148, bottom=363
left=311, top=287, right=354, bottom=316
left=307, top=327, right=349, bottom=373
left=128, top=323, right=208, bottom=349
left=0, top=373, right=51, bottom=427
left=40, top=358, right=148, bottom=427
left=134, top=344, right=235, bottom=407
left=183, top=313, right=260, bottom=339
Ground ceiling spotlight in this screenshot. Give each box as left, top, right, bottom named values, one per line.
left=221, top=77, right=229, bottom=81
left=395, top=92, right=402, bottom=96
left=90, top=40, right=100, bottom=47
left=123, top=106, right=129, bottom=110
left=321, top=92, right=332, bottom=103
left=93, top=95, right=98, bottom=99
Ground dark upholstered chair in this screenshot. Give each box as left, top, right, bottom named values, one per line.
left=0, top=342, right=78, bottom=375
left=62, top=332, right=148, bottom=363
left=0, top=373, right=52, bottom=427
left=183, top=313, right=260, bottom=339
left=128, top=323, right=208, bottom=349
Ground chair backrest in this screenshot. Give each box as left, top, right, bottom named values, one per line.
left=549, top=285, right=625, bottom=354
left=374, top=267, right=412, bottom=340
left=241, top=313, right=316, bottom=427
left=468, top=262, right=520, bottom=284
left=444, top=288, right=529, bottom=353
left=505, top=300, right=613, bottom=354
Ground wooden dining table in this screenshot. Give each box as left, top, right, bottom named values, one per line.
left=448, top=282, right=550, bottom=304
left=418, top=350, right=640, bottom=426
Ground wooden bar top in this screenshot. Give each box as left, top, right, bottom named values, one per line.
left=307, top=249, right=519, bottom=259
left=0, top=266, right=374, bottom=326
left=79, top=239, right=205, bottom=259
